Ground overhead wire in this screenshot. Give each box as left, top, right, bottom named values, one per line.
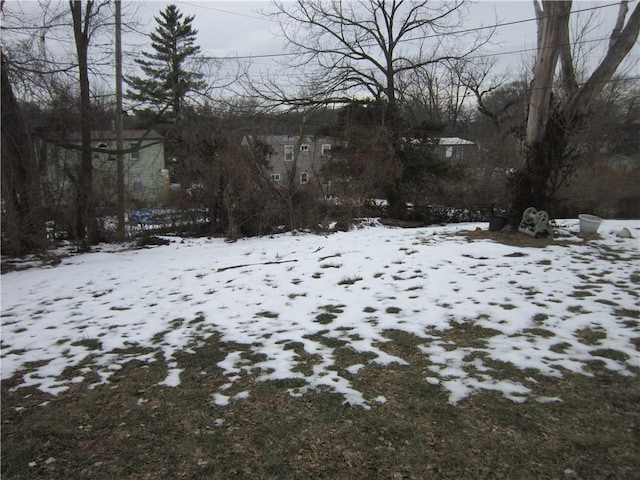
left=3, top=1, right=630, bottom=66
left=3, top=0, right=637, bottom=103
left=193, top=1, right=625, bottom=61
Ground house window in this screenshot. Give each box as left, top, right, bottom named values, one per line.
left=94, top=143, right=109, bottom=161
left=445, top=146, right=453, bottom=158
left=321, top=144, right=331, bottom=155
left=271, top=173, right=281, bottom=181
left=455, top=147, right=464, bottom=160
left=132, top=174, right=143, bottom=191
left=129, top=142, right=140, bottom=160
left=300, top=144, right=309, bottom=152
left=300, top=172, right=309, bottom=184
left=284, top=145, right=294, bottom=161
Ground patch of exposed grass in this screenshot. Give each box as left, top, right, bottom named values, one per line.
left=385, top=306, right=402, bottom=314
left=302, top=332, right=347, bottom=349
left=338, top=275, right=363, bottom=285
left=381, top=330, right=424, bottom=357
left=70, top=338, right=102, bottom=351
left=188, top=314, right=205, bottom=325
left=435, top=322, right=502, bottom=350
left=532, top=313, right=549, bottom=324
left=241, top=350, right=268, bottom=364
left=320, top=262, right=342, bottom=269
left=285, top=343, right=321, bottom=377
left=550, top=342, right=573, bottom=354
left=615, top=308, right=639, bottom=319
left=315, top=313, right=337, bottom=325
left=174, top=336, right=226, bottom=373
left=255, top=311, right=279, bottom=319
left=457, top=229, right=573, bottom=248
left=170, top=318, right=184, bottom=328
left=569, top=290, right=595, bottom=298
left=320, top=304, right=345, bottom=314
left=150, top=329, right=171, bottom=344
left=523, top=328, right=555, bottom=338
left=332, top=347, right=378, bottom=370
left=575, top=328, right=607, bottom=345
left=591, top=348, right=629, bottom=362
left=91, top=289, right=113, bottom=298
left=288, top=292, right=307, bottom=300
left=567, top=305, right=590, bottom=314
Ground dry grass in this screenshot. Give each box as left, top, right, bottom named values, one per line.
left=3, top=225, right=639, bottom=479
left=2, top=329, right=639, bottom=480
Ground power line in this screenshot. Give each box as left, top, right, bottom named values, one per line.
left=3, top=1, right=626, bottom=65
left=195, top=1, right=624, bottom=61
left=173, top=0, right=275, bottom=23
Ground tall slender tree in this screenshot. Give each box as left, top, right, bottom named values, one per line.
left=126, top=4, right=205, bottom=119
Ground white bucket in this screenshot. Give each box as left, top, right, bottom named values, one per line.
left=578, top=214, right=603, bottom=234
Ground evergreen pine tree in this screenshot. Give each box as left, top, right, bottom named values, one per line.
left=126, top=4, right=205, bottom=119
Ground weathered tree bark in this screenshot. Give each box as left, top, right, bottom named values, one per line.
left=525, top=1, right=572, bottom=147
left=70, top=0, right=97, bottom=244
left=510, top=0, right=640, bottom=221
left=1, top=52, right=45, bottom=255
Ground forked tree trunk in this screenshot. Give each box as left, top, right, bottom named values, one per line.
left=510, top=0, right=640, bottom=221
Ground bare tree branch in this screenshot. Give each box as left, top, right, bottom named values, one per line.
left=567, top=0, right=640, bottom=121
left=248, top=0, right=493, bottom=125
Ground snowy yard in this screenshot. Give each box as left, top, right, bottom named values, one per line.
left=2, top=219, right=638, bottom=408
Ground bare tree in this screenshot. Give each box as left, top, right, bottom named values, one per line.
left=248, top=0, right=493, bottom=215
left=511, top=0, right=640, bottom=218
left=1, top=52, right=45, bottom=256
left=253, top=0, right=492, bottom=134
left=2, top=0, right=119, bottom=246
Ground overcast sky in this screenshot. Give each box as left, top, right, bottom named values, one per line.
left=3, top=1, right=638, bottom=98
left=126, top=0, right=538, bottom=74
left=126, top=0, right=637, bottom=76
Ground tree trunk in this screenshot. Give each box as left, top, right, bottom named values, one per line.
left=1, top=53, right=45, bottom=256
left=510, top=0, right=640, bottom=223
left=525, top=1, right=572, bottom=147
left=512, top=0, right=572, bottom=220
left=70, top=0, right=97, bottom=244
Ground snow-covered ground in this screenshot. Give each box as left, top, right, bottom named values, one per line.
left=1, top=219, right=638, bottom=408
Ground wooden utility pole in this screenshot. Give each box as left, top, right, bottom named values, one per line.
left=115, top=0, right=125, bottom=240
